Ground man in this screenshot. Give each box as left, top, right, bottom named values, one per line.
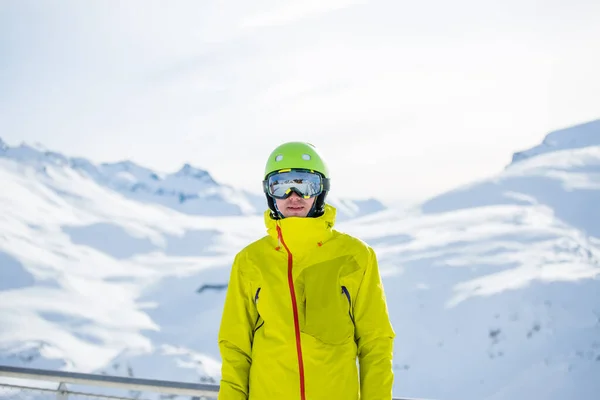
left=217, top=142, right=395, bottom=400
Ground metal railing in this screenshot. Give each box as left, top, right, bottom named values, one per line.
left=0, top=365, right=421, bottom=400
left=0, top=365, right=218, bottom=400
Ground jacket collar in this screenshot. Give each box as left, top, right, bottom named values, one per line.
left=265, top=204, right=336, bottom=256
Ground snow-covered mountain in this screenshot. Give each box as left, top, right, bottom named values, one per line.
left=1, top=119, right=600, bottom=400
left=0, top=139, right=385, bottom=219
left=341, top=119, right=600, bottom=400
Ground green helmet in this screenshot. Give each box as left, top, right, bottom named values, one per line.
left=263, top=142, right=330, bottom=218
left=264, top=142, right=330, bottom=179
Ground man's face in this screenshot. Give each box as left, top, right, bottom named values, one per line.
left=275, top=192, right=316, bottom=218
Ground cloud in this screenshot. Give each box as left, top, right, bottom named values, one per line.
left=2, top=0, right=600, bottom=204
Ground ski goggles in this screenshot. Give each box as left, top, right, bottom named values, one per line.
left=263, top=169, right=330, bottom=199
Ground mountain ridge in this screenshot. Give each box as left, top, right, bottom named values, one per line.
left=0, top=138, right=385, bottom=219
left=510, top=119, right=600, bottom=165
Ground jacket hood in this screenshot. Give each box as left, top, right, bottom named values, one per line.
left=264, top=203, right=337, bottom=255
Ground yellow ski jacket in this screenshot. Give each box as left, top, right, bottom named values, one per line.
left=217, top=204, right=395, bottom=400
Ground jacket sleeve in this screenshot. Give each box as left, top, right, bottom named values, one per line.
left=354, top=246, right=396, bottom=400
left=217, top=253, right=257, bottom=400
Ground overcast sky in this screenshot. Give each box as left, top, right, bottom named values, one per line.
left=1, top=0, right=599, bottom=205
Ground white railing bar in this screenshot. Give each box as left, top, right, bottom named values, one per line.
left=0, top=365, right=218, bottom=397
left=0, top=383, right=140, bottom=400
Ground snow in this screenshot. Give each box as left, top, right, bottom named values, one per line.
left=1, top=119, right=600, bottom=399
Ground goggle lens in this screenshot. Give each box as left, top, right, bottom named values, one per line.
left=264, top=170, right=327, bottom=199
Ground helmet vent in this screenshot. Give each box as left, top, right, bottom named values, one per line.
left=302, top=154, right=311, bottom=160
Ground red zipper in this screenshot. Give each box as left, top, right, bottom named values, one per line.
left=277, top=225, right=306, bottom=400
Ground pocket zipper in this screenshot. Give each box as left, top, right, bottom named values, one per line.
left=255, top=287, right=261, bottom=304
left=254, top=288, right=264, bottom=332
left=341, top=286, right=355, bottom=324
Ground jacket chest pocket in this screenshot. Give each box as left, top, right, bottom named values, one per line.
left=300, top=260, right=359, bottom=345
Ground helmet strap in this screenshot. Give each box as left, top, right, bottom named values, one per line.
left=274, top=200, right=285, bottom=219
left=307, top=191, right=327, bottom=218
left=266, top=194, right=280, bottom=219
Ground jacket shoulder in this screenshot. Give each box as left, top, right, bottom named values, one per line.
left=230, top=235, right=273, bottom=277
left=235, top=235, right=273, bottom=258
left=331, top=230, right=376, bottom=261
